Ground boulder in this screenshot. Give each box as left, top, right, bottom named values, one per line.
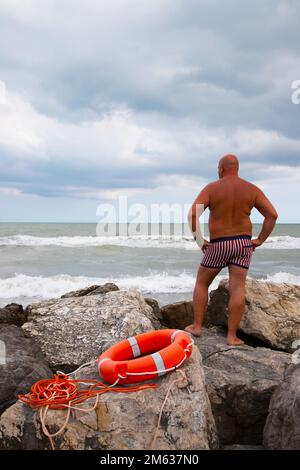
left=195, top=327, right=291, bottom=445
left=206, top=279, right=300, bottom=351
left=160, top=301, right=194, bottom=329
left=0, top=304, right=27, bottom=327
left=144, top=298, right=160, bottom=313
left=0, top=347, right=219, bottom=450
left=143, top=298, right=164, bottom=329
left=224, top=444, right=264, bottom=450
left=263, top=364, right=300, bottom=449
left=22, top=289, right=161, bottom=370
left=0, top=324, right=52, bottom=414
left=61, top=283, right=119, bottom=298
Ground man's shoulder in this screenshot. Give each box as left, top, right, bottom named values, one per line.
left=238, top=177, right=260, bottom=192
left=204, top=179, right=219, bottom=190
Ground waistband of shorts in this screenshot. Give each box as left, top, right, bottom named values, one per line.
left=209, top=234, right=252, bottom=243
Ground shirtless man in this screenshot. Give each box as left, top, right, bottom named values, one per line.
left=185, top=154, right=278, bottom=345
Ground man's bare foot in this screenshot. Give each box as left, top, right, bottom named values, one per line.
left=227, top=335, right=245, bottom=346
left=184, top=324, right=202, bottom=337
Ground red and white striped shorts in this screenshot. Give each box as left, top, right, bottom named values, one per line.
left=201, top=235, right=254, bottom=270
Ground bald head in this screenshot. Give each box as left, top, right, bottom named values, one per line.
left=218, top=154, right=239, bottom=178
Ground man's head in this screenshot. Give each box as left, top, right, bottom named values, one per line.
left=218, top=154, right=239, bottom=178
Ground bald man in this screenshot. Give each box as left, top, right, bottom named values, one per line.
left=185, top=154, right=278, bottom=345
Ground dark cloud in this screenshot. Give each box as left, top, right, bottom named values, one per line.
left=0, top=0, right=299, bottom=203
left=1, top=1, right=299, bottom=123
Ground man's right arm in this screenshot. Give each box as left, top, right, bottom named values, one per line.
left=187, top=184, right=211, bottom=249
left=252, top=188, right=278, bottom=248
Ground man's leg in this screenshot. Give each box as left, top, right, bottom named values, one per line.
left=227, top=264, right=248, bottom=346
left=185, top=265, right=221, bottom=336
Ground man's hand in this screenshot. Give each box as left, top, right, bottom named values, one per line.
left=251, top=238, right=263, bottom=251
left=193, top=236, right=210, bottom=251
left=201, top=239, right=210, bottom=252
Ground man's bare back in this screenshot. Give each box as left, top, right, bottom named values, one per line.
left=204, top=176, right=261, bottom=239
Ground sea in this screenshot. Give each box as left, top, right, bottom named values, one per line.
left=0, top=223, right=299, bottom=308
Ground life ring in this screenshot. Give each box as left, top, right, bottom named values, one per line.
left=97, top=329, right=193, bottom=385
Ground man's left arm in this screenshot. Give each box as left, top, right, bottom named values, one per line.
left=187, top=185, right=211, bottom=250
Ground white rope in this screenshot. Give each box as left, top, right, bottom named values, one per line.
left=56, top=359, right=97, bottom=378
left=39, top=392, right=100, bottom=450
left=39, top=376, right=121, bottom=451
left=150, top=369, right=187, bottom=450
left=118, top=339, right=194, bottom=379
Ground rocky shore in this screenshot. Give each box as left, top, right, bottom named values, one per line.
left=0, top=280, right=299, bottom=450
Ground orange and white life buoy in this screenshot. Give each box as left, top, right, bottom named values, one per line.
left=97, top=329, right=193, bottom=385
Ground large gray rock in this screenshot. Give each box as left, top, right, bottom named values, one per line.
left=0, top=324, right=52, bottom=414
left=0, top=304, right=27, bottom=327
left=263, top=364, right=300, bottom=449
left=160, top=301, right=194, bottom=329
left=22, top=289, right=161, bottom=370
left=206, top=279, right=300, bottom=351
left=195, top=327, right=291, bottom=445
left=61, top=283, right=119, bottom=298
left=224, top=444, right=264, bottom=450
left=0, top=347, right=219, bottom=450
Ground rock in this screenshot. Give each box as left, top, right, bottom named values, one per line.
left=144, top=297, right=161, bottom=318
left=0, top=304, right=27, bottom=327
left=61, top=283, right=119, bottom=298
left=206, top=279, right=300, bottom=351
left=0, top=324, right=52, bottom=414
left=143, top=298, right=164, bottom=329
left=0, top=347, right=219, bottom=450
left=195, top=327, right=291, bottom=445
left=160, top=301, right=194, bottom=329
left=224, top=444, right=264, bottom=450
left=22, top=289, right=160, bottom=370
left=263, top=364, right=300, bottom=449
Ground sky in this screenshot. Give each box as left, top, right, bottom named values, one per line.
left=0, top=0, right=299, bottom=223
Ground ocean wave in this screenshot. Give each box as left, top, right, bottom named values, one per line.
left=0, top=234, right=299, bottom=249
left=0, top=271, right=299, bottom=302
left=0, top=272, right=220, bottom=300
left=0, top=234, right=194, bottom=249
left=263, top=272, right=300, bottom=285
left=263, top=236, right=300, bottom=250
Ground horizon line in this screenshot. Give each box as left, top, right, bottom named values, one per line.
left=0, top=221, right=298, bottom=225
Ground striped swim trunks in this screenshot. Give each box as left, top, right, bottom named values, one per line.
left=201, top=234, right=254, bottom=270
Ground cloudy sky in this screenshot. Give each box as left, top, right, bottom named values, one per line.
left=0, top=0, right=299, bottom=222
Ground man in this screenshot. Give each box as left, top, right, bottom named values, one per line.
left=185, top=154, right=278, bottom=345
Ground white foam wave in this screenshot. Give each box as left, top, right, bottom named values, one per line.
left=0, top=234, right=299, bottom=249
left=0, top=272, right=198, bottom=300
left=263, top=272, right=300, bottom=285
left=0, top=271, right=298, bottom=303
left=263, top=236, right=300, bottom=250
left=0, top=234, right=195, bottom=249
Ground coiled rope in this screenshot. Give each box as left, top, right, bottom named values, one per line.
left=18, top=363, right=157, bottom=449
left=18, top=339, right=193, bottom=450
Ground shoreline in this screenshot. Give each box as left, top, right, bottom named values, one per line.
left=0, top=271, right=299, bottom=310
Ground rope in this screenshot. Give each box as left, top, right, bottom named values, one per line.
left=119, top=340, right=194, bottom=378
left=19, top=339, right=194, bottom=450
left=18, top=373, right=158, bottom=449
left=150, top=369, right=188, bottom=450
left=56, top=359, right=97, bottom=378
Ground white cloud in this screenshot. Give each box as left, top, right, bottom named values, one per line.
left=0, top=0, right=299, bottom=220
left=0, top=187, right=22, bottom=196
left=1, top=89, right=300, bottom=199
